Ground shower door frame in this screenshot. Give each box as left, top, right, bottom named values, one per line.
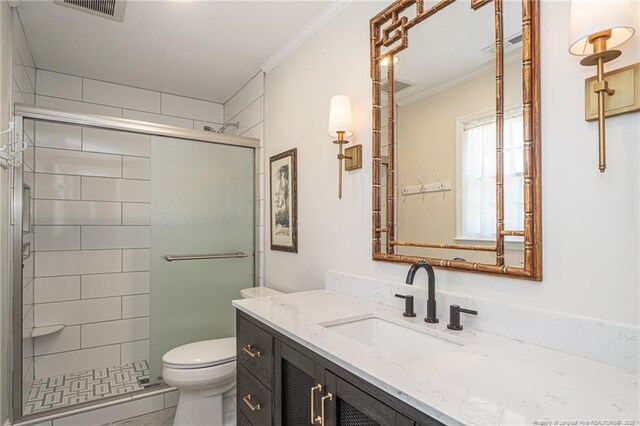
left=11, top=104, right=261, bottom=423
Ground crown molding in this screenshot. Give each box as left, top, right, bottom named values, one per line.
left=261, top=0, right=352, bottom=73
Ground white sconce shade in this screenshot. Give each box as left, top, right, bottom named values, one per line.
left=328, top=95, right=353, bottom=138
left=569, top=0, right=635, bottom=55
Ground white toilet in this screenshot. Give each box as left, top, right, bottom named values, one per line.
left=162, top=287, right=283, bottom=426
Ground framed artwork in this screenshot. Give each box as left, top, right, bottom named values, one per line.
left=270, top=148, right=298, bottom=253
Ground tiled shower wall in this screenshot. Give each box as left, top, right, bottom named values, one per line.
left=223, top=72, right=265, bottom=286
left=32, top=122, right=152, bottom=379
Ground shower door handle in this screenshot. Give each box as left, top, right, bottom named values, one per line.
left=164, top=252, right=248, bottom=262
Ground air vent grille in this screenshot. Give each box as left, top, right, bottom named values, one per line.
left=507, top=33, right=523, bottom=45
left=54, top=0, right=126, bottom=22
left=482, top=32, right=523, bottom=56
left=64, top=0, right=116, bottom=16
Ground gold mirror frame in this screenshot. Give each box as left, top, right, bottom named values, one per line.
left=370, top=0, right=541, bottom=280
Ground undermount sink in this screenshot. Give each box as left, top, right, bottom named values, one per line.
left=321, top=315, right=462, bottom=364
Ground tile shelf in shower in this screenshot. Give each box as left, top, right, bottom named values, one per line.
left=30, top=324, right=64, bottom=338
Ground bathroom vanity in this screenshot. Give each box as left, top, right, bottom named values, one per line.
left=234, top=290, right=638, bottom=425
left=236, top=311, right=440, bottom=426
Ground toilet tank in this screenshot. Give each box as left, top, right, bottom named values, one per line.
left=240, top=287, right=283, bottom=299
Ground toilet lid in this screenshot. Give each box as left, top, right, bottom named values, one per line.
left=163, top=337, right=236, bottom=369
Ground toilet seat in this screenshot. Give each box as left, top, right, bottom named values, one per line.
left=163, top=337, right=236, bottom=369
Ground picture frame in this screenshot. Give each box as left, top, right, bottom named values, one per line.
left=269, top=148, right=298, bottom=253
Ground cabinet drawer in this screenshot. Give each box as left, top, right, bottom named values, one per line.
left=238, top=315, right=273, bottom=388
left=238, top=366, right=272, bottom=426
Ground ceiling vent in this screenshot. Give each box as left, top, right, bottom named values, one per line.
left=482, top=32, right=523, bottom=56
left=54, top=0, right=126, bottom=22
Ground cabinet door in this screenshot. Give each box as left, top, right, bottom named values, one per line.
left=323, top=372, right=414, bottom=426
left=274, top=341, right=324, bottom=426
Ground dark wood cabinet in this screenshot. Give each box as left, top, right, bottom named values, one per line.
left=237, top=311, right=443, bottom=426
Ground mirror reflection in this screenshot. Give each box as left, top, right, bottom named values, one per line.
left=380, top=0, right=525, bottom=266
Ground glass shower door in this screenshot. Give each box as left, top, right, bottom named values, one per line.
left=149, top=136, right=255, bottom=384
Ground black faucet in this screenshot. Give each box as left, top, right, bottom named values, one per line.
left=394, top=294, right=416, bottom=317
left=405, top=261, right=438, bottom=323
left=447, top=305, right=477, bottom=331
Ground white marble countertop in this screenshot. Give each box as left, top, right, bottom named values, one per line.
left=233, top=290, right=639, bottom=426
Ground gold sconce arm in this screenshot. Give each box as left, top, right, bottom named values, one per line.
left=579, top=30, right=621, bottom=173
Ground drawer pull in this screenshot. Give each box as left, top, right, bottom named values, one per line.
left=320, top=392, right=333, bottom=426
left=242, top=394, right=261, bottom=412
left=242, top=344, right=261, bottom=358
left=310, top=384, right=322, bottom=425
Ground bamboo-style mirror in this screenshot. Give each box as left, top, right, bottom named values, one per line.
left=370, top=0, right=541, bottom=280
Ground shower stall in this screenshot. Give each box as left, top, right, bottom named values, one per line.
left=10, top=105, right=258, bottom=423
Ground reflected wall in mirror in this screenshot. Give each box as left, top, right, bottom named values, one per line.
left=371, top=0, right=541, bottom=279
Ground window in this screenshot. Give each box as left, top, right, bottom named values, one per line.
left=458, top=110, right=524, bottom=241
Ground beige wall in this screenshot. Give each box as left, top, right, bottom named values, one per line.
left=264, top=1, right=640, bottom=326
left=396, top=60, right=522, bottom=265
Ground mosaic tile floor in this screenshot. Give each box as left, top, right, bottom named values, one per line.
left=23, top=361, right=149, bottom=415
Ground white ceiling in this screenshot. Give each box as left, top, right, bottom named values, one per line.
left=17, top=0, right=332, bottom=103
left=389, top=0, right=523, bottom=103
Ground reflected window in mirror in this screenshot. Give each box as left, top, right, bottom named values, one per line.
left=370, top=0, right=541, bottom=279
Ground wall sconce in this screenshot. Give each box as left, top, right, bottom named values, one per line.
left=328, top=95, right=362, bottom=199
left=569, top=0, right=637, bottom=173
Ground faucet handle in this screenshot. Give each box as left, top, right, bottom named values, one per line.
left=394, top=294, right=416, bottom=318
left=447, top=305, right=477, bottom=331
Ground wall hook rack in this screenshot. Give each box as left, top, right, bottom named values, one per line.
left=401, top=174, right=452, bottom=196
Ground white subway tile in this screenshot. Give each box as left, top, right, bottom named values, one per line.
left=13, top=90, right=26, bottom=105
left=35, top=122, right=82, bottom=150
left=81, top=225, right=149, bottom=249
left=26, top=67, right=36, bottom=91
left=13, top=64, right=34, bottom=94
left=34, top=276, right=81, bottom=303
left=24, top=279, right=34, bottom=307
left=81, top=272, right=149, bottom=298
left=161, top=93, right=223, bottom=122
left=34, top=226, right=81, bottom=251
left=81, top=317, right=148, bottom=348
left=123, top=249, right=150, bottom=272
left=241, top=122, right=264, bottom=141
left=22, top=92, right=36, bottom=105
left=232, top=97, right=262, bottom=135
left=225, top=73, right=264, bottom=122
left=123, top=109, right=194, bottom=129
left=123, top=203, right=150, bottom=225
left=13, top=20, right=35, bottom=68
left=82, top=127, right=151, bottom=157
left=123, top=156, right=150, bottom=180
left=53, top=394, right=164, bottom=426
left=34, top=297, right=121, bottom=327
left=164, top=390, right=179, bottom=408
left=122, top=294, right=149, bottom=318
left=35, top=95, right=123, bottom=117
left=34, top=325, right=80, bottom=356
left=121, top=339, right=149, bottom=364
left=36, top=70, right=82, bottom=101
left=35, top=345, right=120, bottom=380
left=35, top=174, right=81, bottom=200
left=12, top=44, right=22, bottom=66
left=34, top=200, right=121, bottom=225
left=35, top=250, right=121, bottom=277
left=82, top=177, right=150, bottom=202
left=36, top=148, right=122, bottom=178
left=83, top=79, right=161, bottom=113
